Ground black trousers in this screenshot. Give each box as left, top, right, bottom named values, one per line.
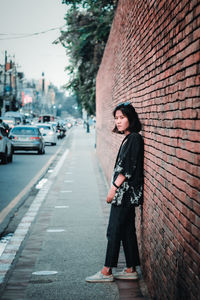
left=104, top=204, right=140, bottom=268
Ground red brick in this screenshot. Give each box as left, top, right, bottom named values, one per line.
left=192, top=200, right=200, bottom=216
left=191, top=224, right=199, bottom=240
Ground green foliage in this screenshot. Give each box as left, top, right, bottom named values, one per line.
left=62, top=0, right=116, bottom=10
left=58, top=0, right=117, bottom=115
left=55, top=91, right=81, bottom=118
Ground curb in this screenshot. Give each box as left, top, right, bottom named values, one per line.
left=0, top=132, right=70, bottom=235
left=0, top=136, right=71, bottom=294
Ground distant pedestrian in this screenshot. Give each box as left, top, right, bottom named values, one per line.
left=86, top=102, right=144, bottom=282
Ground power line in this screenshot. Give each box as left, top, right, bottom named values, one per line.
left=0, top=25, right=65, bottom=40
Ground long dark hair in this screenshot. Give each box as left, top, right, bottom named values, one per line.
left=112, top=102, right=142, bottom=134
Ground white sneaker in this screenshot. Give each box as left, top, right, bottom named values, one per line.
left=114, top=269, right=138, bottom=280
left=85, top=271, right=114, bottom=283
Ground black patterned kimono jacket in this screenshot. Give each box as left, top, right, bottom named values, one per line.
left=112, top=132, right=144, bottom=207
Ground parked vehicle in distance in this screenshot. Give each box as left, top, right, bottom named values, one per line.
left=4, top=111, right=25, bottom=124
left=9, top=126, right=45, bottom=154
left=0, top=126, right=13, bottom=164
left=38, top=114, right=55, bottom=123
left=35, top=123, right=57, bottom=145
left=1, top=116, right=19, bottom=131
left=49, top=122, right=60, bottom=139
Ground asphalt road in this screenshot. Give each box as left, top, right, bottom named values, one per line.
left=0, top=130, right=72, bottom=238
left=0, top=140, right=64, bottom=211
left=0, top=127, right=120, bottom=300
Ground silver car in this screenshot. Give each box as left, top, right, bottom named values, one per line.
left=9, top=125, right=45, bottom=154
left=35, top=123, right=57, bottom=145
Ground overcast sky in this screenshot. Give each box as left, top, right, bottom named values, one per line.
left=0, top=0, right=68, bottom=89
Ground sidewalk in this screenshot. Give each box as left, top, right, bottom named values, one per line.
left=0, top=127, right=148, bottom=300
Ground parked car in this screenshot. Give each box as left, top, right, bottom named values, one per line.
left=35, top=123, right=57, bottom=145
left=0, top=126, right=13, bottom=164
left=9, top=125, right=45, bottom=154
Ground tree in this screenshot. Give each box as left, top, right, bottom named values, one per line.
left=56, top=0, right=117, bottom=115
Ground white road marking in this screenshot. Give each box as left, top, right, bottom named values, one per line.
left=32, top=271, right=58, bottom=276
left=0, top=234, right=13, bottom=256
left=46, top=229, right=65, bottom=233
left=35, top=178, right=48, bottom=189
left=55, top=206, right=69, bottom=208
left=0, top=145, right=62, bottom=225
left=0, top=147, right=70, bottom=285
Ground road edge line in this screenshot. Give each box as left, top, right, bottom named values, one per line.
left=0, top=148, right=59, bottom=229
left=0, top=146, right=70, bottom=294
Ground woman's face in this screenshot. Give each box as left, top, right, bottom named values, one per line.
left=114, top=110, right=130, bottom=134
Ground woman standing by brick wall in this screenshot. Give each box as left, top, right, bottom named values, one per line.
left=86, top=102, right=144, bottom=282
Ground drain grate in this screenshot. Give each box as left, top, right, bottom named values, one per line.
left=29, top=279, right=54, bottom=284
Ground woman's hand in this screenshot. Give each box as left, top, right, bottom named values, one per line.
left=106, top=174, right=125, bottom=203
left=106, top=186, right=117, bottom=203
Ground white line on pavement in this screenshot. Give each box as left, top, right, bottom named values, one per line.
left=54, top=206, right=69, bottom=208
left=0, top=147, right=70, bottom=286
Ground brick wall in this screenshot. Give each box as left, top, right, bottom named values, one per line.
left=96, top=0, right=200, bottom=299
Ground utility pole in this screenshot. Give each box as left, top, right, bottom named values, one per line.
left=14, top=63, right=17, bottom=98
left=41, top=72, right=45, bottom=113
left=3, top=51, right=7, bottom=97
left=9, top=59, right=13, bottom=111
left=13, top=56, right=17, bottom=103
left=42, top=72, right=45, bottom=95
left=3, top=50, right=7, bottom=114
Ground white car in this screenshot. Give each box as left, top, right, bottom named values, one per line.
left=0, top=126, right=13, bottom=164
left=36, top=123, right=57, bottom=145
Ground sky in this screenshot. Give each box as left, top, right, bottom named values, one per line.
left=0, top=0, right=69, bottom=89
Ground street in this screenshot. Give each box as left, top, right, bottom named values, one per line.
left=0, top=0, right=199, bottom=298
left=0, top=131, right=70, bottom=235
left=0, top=127, right=123, bottom=300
